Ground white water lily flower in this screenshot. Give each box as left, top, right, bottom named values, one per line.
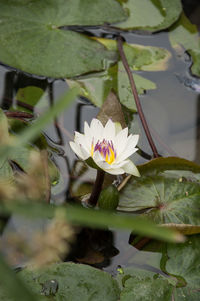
left=69, top=118, right=140, bottom=176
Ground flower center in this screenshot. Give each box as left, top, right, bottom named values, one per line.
left=91, top=139, right=116, bottom=164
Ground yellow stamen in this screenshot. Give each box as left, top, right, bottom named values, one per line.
left=91, top=143, right=94, bottom=157
left=107, top=147, right=115, bottom=164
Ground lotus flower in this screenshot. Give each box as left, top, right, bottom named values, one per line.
left=69, top=118, right=140, bottom=176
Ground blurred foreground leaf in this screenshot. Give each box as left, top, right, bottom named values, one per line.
left=0, top=202, right=183, bottom=243
left=0, top=254, right=38, bottom=301
left=0, top=87, right=79, bottom=161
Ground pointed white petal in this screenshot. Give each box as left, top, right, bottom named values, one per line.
left=90, top=118, right=103, bottom=140
left=74, top=132, right=91, bottom=153
left=69, top=141, right=89, bottom=160
left=114, top=127, right=128, bottom=156
left=103, top=119, right=115, bottom=140
left=93, top=150, right=103, bottom=163
left=84, top=121, right=92, bottom=137
left=104, top=168, right=125, bottom=175
left=116, top=147, right=138, bottom=162
left=122, top=160, right=140, bottom=177
left=126, top=134, right=139, bottom=148
left=110, top=160, right=129, bottom=169
left=79, top=144, right=91, bottom=160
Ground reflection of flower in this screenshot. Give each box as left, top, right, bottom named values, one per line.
left=69, top=118, right=140, bottom=176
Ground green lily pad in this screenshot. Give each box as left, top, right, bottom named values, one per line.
left=164, top=235, right=200, bottom=290
left=116, top=236, right=200, bottom=301
left=67, top=62, right=156, bottom=111
left=118, top=157, right=200, bottom=226
left=118, top=0, right=182, bottom=32
left=16, top=86, right=44, bottom=112
left=96, top=38, right=171, bottom=71
left=169, top=13, right=200, bottom=77
left=1, top=262, right=120, bottom=301
left=117, top=62, right=156, bottom=112
left=0, top=0, right=126, bottom=78
left=120, top=275, right=174, bottom=301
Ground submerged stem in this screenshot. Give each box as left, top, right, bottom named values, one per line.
left=87, top=169, right=105, bottom=207
left=117, top=36, right=159, bottom=158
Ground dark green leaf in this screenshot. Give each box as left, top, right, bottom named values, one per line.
left=118, top=0, right=182, bottom=32
left=120, top=275, right=174, bottom=301
left=18, top=263, right=119, bottom=301
left=0, top=0, right=126, bottom=78
left=67, top=62, right=156, bottom=112
left=96, top=38, right=171, bottom=71
left=118, top=157, right=200, bottom=227
left=165, top=235, right=200, bottom=290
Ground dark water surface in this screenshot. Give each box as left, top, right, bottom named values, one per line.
left=0, top=0, right=200, bottom=274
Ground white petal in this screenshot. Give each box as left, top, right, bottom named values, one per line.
left=126, top=134, right=139, bottom=148
left=90, top=118, right=103, bottom=141
left=115, top=134, right=139, bottom=162
left=116, top=147, right=138, bottom=162
left=69, top=141, right=90, bottom=160
left=103, top=119, right=115, bottom=140
left=110, top=159, right=129, bottom=169
left=84, top=121, right=92, bottom=137
left=94, top=157, right=125, bottom=175
left=74, top=132, right=91, bottom=153
left=122, top=160, right=140, bottom=177
left=104, top=168, right=125, bottom=175
left=93, top=150, right=103, bottom=163
left=114, top=127, right=128, bottom=156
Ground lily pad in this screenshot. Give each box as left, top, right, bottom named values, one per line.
left=164, top=235, right=200, bottom=290
left=118, top=157, right=200, bottom=227
left=16, top=86, right=44, bottom=112
left=120, top=275, right=174, bottom=301
left=67, top=62, right=156, bottom=111
left=117, top=62, right=156, bottom=112
left=0, top=0, right=126, bottom=78
left=4, top=262, right=120, bottom=301
left=95, top=38, right=171, bottom=71
left=118, top=0, right=182, bottom=32
left=116, top=236, right=200, bottom=301
left=169, top=13, right=200, bottom=77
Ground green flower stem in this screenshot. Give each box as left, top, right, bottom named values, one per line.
left=117, top=36, right=159, bottom=158
left=87, top=169, right=105, bottom=207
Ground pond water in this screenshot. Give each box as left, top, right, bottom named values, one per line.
left=0, top=0, right=200, bottom=277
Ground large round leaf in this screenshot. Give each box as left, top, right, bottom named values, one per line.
left=118, top=157, right=200, bottom=226
left=4, top=262, right=120, bottom=301
left=117, top=235, right=200, bottom=300
left=0, top=0, right=126, bottom=78
left=118, top=0, right=182, bottom=32
left=165, top=235, right=200, bottom=290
